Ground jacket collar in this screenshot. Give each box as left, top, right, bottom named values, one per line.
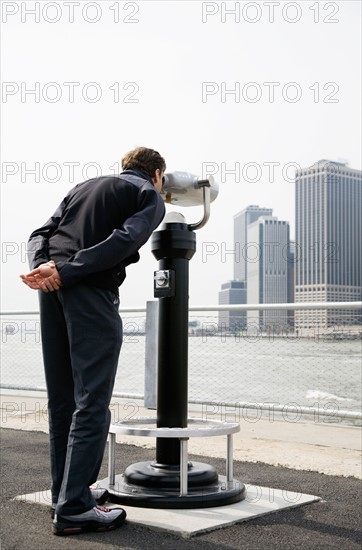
left=121, top=168, right=153, bottom=185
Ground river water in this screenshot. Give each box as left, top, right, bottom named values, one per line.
left=1, top=318, right=361, bottom=425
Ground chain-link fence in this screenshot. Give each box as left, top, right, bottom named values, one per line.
left=187, top=309, right=362, bottom=425
left=1, top=303, right=361, bottom=425
left=0, top=311, right=146, bottom=397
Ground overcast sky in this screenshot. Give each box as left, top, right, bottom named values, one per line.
left=1, top=0, right=361, bottom=311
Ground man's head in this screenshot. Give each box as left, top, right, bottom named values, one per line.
left=121, top=147, right=166, bottom=192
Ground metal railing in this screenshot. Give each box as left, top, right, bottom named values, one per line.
left=1, top=302, right=361, bottom=424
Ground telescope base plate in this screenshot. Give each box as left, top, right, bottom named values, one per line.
left=99, top=468, right=245, bottom=509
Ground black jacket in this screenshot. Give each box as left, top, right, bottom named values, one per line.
left=27, top=169, right=165, bottom=292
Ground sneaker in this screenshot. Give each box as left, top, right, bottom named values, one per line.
left=53, top=505, right=126, bottom=536
left=50, top=487, right=109, bottom=519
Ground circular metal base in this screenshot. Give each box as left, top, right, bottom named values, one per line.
left=98, top=472, right=246, bottom=509
left=124, top=460, right=218, bottom=489
left=106, top=418, right=244, bottom=508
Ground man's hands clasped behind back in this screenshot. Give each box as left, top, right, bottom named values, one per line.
left=20, top=260, right=63, bottom=292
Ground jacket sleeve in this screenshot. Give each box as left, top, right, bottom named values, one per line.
left=57, top=185, right=165, bottom=287
left=27, top=193, right=71, bottom=270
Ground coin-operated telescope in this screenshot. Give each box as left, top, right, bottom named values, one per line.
left=106, top=171, right=245, bottom=509
left=162, top=171, right=218, bottom=205
left=160, top=172, right=218, bottom=229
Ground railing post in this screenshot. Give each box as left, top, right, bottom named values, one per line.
left=144, top=300, right=159, bottom=409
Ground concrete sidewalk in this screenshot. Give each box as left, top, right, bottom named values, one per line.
left=1, top=391, right=361, bottom=478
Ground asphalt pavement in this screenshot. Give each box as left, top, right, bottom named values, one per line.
left=1, top=428, right=361, bottom=550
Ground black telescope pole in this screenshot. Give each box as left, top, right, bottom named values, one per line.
left=151, top=217, right=196, bottom=467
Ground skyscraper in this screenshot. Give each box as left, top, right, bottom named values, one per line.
left=233, top=205, right=273, bottom=282
left=219, top=205, right=292, bottom=330
left=218, top=280, right=246, bottom=329
left=247, top=216, right=290, bottom=328
left=295, top=160, right=362, bottom=328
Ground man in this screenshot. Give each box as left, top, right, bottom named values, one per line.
left=20, top=147, right=166, bottom=536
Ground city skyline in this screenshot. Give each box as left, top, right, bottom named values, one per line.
left=219, top=158, right=362, bottom=328
left=219, top=205, right=293, bottom=329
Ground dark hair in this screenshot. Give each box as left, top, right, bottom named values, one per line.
left=121, top=147, right=166, bottom=178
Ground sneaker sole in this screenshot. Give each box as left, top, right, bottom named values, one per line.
left=53, top=509, right=126, bottom=536
left=50, top=490, right=110, bottom=520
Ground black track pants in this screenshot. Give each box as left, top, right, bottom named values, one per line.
left=39, top=284, right=122, bottom=516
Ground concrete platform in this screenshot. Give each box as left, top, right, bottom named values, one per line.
left=13, top=483, right=319, bottom=538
